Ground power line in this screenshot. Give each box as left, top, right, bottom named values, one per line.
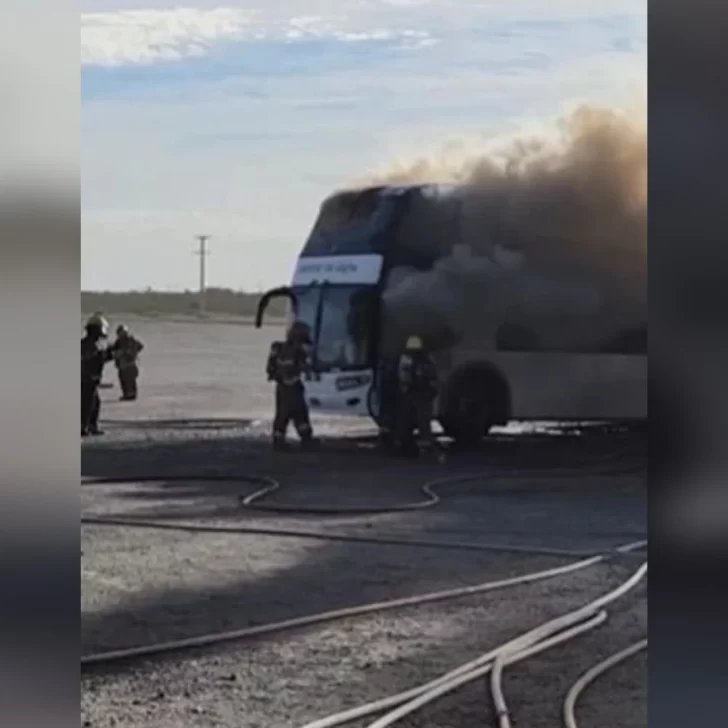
left=194, top=235, right=211, bottom=313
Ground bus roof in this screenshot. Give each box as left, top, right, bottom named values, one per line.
left=324, top=183, right=462, bottom=202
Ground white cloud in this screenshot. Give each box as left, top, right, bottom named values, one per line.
left=81, top=2, right=645, bottom=67
left=81, top=8, right=255, bottom=66
left=81, top=1, right=646, bottom=290
left=81, top=6, right=440, bottom=67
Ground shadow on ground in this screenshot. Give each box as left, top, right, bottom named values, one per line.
left=102, top=418, right=257, bottom=431
left=82, top=423, right=645, bottom=521
left=81, top=422, right=646, bottom=671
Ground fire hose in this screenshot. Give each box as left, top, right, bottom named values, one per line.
left=82, top=448, right=642, bottom=556
left=296, top=560, right=646, bottom=728
left=82, top=534, right=645, bottom=667
left=82, top=455, right=646, bottom=716
left=563, top=638, right=648, bottom=728
left=81, top=541, right=646, bottom=668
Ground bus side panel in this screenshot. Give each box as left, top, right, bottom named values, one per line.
left=448, top=351, right=647, bottom=420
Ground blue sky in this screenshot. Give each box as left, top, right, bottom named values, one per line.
left=81, top=0, right=646, bottom=292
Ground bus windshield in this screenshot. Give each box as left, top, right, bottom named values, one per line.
left=292, top=284, right=377, bottom=372
left=301, top=189, right=396, bottom=256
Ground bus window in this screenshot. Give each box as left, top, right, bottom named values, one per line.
left=315, top=286, right=376, bottom=371
left=301, top=189, right=397, bottom=256
left=290, top=285, right=321, bottom=337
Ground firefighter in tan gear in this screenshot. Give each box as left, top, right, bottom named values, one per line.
left=266, top=320, right=316, bottom=450
left=394, top=335, right=442, bottom=458
left=111, top=324, right=144, bottom=400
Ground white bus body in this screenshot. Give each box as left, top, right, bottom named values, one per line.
left=257, top=185, right=646, bottom=440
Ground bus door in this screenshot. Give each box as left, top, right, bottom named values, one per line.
left=255, top=283, right=324, bottom=380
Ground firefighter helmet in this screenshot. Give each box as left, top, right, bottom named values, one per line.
left=116, top=324, right=129, bottom=336
left=288, top=320, right=312, bottom=344
left=86, top=313, right=109, bottom=336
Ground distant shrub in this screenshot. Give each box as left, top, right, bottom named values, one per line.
left=81, top=288, right=288, bottom=318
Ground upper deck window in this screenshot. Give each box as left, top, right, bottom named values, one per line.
left=301, top=187, right=400, bottom=257
left=300, top=184, right=465, bottom=269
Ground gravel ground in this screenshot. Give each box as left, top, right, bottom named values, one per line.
left=81, top=322, right=647, bottom=728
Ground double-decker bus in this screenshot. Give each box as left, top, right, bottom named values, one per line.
left=256, top=184, right=646, bottom=444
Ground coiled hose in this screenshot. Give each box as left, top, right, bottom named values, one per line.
left=82, top=444, right=642, bottom=554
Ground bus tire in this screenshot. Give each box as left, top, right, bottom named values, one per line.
left=439, top=365, right=510, bottom=447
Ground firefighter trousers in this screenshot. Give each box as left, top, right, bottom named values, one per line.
left=81, top=378, right=101, bottom=432
left=273, top=383, right=313, bottom=444
left=117, top=363, right=139, bottom=400
left=395, top=394, right=435, bottom=451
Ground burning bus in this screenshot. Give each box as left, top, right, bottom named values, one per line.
left=256, top=184, right=646, bottom=444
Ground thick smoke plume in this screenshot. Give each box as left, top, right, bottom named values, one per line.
left=351, top=105, right=646, bottom=355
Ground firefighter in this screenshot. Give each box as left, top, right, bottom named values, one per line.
left=266, top=320, right=316, bottom=450
left=375, top=356, right=400, bottom=450
left=394, top=335, right=441, bottom=458
left=112, top=324, right=144, bottom=401
left=81, top=313, right=114, bottom=436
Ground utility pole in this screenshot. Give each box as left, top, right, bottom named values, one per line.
left=194, top=235, right=211, bottom=313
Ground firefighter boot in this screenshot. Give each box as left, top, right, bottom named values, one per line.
left=417, top=439, right=445, bottom=463
left=299, top=433, right=320, bottom=450
left=272, top=432, right=290, bottom=451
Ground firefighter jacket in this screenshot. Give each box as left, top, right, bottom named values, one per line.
left=113, top=336, right=144, bottom=369
left=397, top=350, right=438, bottom=398
left=81, top=336, right=113, bottom=383
left=266, top=340, right=310, bottom=387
